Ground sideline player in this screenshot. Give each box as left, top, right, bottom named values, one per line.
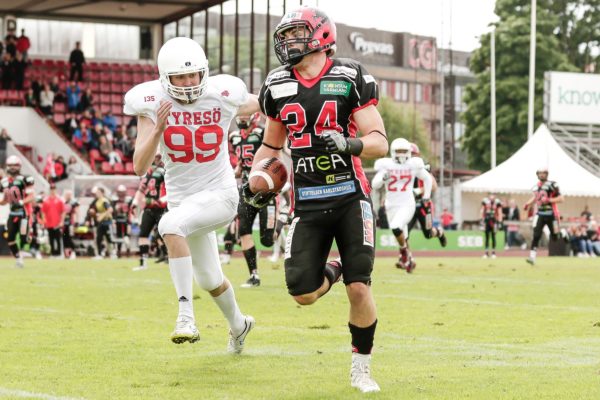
left=133, top=155, right=167, bottom=270
left=244, top=6, right=387, bottom=392
left=372, top=138, right=432, bottom=272
left=112, top=184, right=134, bottom=258
left=480, top=193, right=503, bottom=258
left=62, top=189, right=79, bottom=259
left=524, top=167, right=563, bottom=265
left=406, top=143, right=446, bottom=249
left=0, top=155, right=35, bottom=268
left=231, top=112, right=277, bottom=287
left=125, top=37, right=258, bottom=352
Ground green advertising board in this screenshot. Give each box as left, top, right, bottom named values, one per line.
left=216, top=228, right=504, bottom=252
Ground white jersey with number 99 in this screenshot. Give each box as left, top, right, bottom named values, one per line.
left=124, top=75, right=249, bottom=208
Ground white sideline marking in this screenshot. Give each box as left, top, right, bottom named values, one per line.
left=0, top=387, right=85, bottom=400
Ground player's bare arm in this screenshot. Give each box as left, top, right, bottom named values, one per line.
left=133, top=100, right=172, bottom=176
left=251, top=118, right=287, bottom=168
left=550, top=194, right=564, bottom=203
left=352, top=105, right=388, bottom=159
left=236, top=94, right=260, bottom=117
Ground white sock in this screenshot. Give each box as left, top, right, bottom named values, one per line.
left=169, top=256, right=194, bottom=320
left=213, top=285, right=245, bottom=333
left=529, top=250, right=537, bottom=259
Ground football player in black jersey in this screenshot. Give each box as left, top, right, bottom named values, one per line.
left=0, top=155, right=35, bottom=268
left=523, top=166, right=563, bottom=265
left=133, top=157, right=167, bottom=271
left=231, top=112, right=277, bottom=287
left=62, top=189, right=79, bottom=259
left=111, top=185, right=134, bottom=258
left=406, top=143, right=446, bottom=252
left=244, top=6, right=387, bottom=393
left=480, top=193, right=503, bottom=258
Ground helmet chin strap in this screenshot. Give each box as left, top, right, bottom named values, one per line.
left=287, top=48, right=304, bottom=65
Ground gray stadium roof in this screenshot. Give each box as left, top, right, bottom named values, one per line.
left=0, top=0, right=226, bottom=24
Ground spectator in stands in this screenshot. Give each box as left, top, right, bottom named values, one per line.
left=126, top=117, right=137, bottom=138
left=66, top=155, right=84, bottom=176
left=66, top=81, right=81, bottom=111
left=49, top=76, right=64, bottom=102
left=43, top=153, right=62, bottom=182
left=12, top=51, right=26, bottom=90
left=1, top=53, right=13, bottom=89
left=79, top=87, right=94, bottom=112
left=504, top=199, right=522, bottom=248
left=24, top=88, right=37, bottom=108
left=55, top=155, right=68, bottom=181
left=69, top=41, right=85, bottom=82
left=0, top=40, right=4, bottom=57
left=41, top=183, right=65, bottom=258
left=39, top=83, right=54, bottom=116
left=114, top=126, right=132, bottom=158
left=589, top=221, right=600, bottom=256
left=16, top=29, right=30, bottom=62
left=89, top=123, right=103, bottom=151
left=63, top=112, right=78, bottom=139
left=0, top=128, right=11, bottom=165
left=30, top=77, right=42, bottom=103
left=581, top=205, right=592, bottom=222
left=78, top=109, right=92, bottom=128
left=72, top=121, right=89, bottom=153
left=4, top=34, right=16, bottom=58
left=99, top=134, right=121, bottom=166
left=102, top=110, right=117, bottom=133
left=441, top=208, right=454, bottom=230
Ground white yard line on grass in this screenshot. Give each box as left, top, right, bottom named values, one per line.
left=0, top=387, right=85, bottom=400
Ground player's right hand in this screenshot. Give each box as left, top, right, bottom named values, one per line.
left=242, top=182, right=277, bottom=208
left=382, top=171, right=390, bottom=181
left=155, top=100, right=172, bottom=134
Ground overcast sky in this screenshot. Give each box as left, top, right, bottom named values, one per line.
left=313, top=0, right=499, bottom=52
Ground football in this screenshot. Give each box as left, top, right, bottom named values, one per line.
left=249, top=157, right=288, bottom=193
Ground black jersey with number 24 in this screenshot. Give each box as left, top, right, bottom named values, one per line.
left=259, top=58, right=378, bottom=211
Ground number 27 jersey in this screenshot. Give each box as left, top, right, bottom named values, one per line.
left=123, top=75, right=249, bottom=208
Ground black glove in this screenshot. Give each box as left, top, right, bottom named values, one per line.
left=242, top=182, right=277, bottom=209
left=322, top=131, right=363, bottom=156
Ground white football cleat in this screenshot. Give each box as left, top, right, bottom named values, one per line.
left=132, top=265, right=148, bottom=272
left=69, top=252, right=77, bottom=260
left=15, top=257, right=24, bottom=269
left=227, top=315, right=255, bottom=354
left=170, top=317, right=200, bottom=344
left=219, top=253, right=231, bottom=265
left=350, top=353, right=380, bottom=393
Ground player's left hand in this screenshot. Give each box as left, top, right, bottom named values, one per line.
left=322, top=131, right=363, bottom=155
left=422, top=198, right=432, bottom=211
left=242, top=182, right=277, bottom=208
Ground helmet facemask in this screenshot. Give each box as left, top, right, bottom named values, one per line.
left=274, top=23, right=314, bottom=66
left=6, top=155, right=21, bottom=176
left=161, top=70, right=207, bottom=104
left=393, top=149, right=411, bottom=164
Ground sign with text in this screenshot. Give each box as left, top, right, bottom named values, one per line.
left=545, top=71, right=600, bottom=125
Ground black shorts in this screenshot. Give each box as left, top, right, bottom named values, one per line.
left=284, top=198, right=375, bottom=296
left=408, top=204, right=432, bottom=236
left=6, top=214, right=26, bottom=243
left=140, top=208, right=165, bottom=238
left=115, top=221, right=129, bottom=238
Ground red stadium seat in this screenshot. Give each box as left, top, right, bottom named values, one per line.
left=101, top=161, right=113, bottom=174
left=88, top=62, right=100, bottom=71
left=125, top=162, right=134, bottom=174
left=132, top=72, right=144, bottom=84
left=111, top=104, right=121, bottom=115
left=100, top=93, right=111, bottom=104
left=110, top=82, right=121, bottom=93
left=100, top=104, right=111, bottom=114
left=53, top=113, right=65, bottom=125
left=100, top=82, right=111, bottom=93
left=88, top=71, right=100, bottom=82
left=121, top=73, right=133, bottom=84
left=110, top=94, right=122, bottom=104
left=53, top=102, right=66, bottom=113
left=99, top=72, right=111, bottom=82
left=131, top=63, right=142, bottom=72
left=89, top=81, right=100, bottom=92
left=113, top=163, right=125, bottom=174
left=32, top=59, right=43, bottom=67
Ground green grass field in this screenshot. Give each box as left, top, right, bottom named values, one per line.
left=1, top=256, right=599, bottom=399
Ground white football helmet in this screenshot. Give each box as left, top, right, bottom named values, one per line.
left=390, top=138, right=411, bottom=164
left=6, top=155, right=22, bottom=176
left=157, top=37, right=209, bottom=103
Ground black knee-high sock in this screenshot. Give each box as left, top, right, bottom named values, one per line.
left=349, top=320, right=378, bottom=355
left=161, top=244, right=168, bottom=257
left=8, top=243, right=19, bottom=258
left=243, top=246, right=257, bottom=275
left=139, top=244, right=149, bottom=265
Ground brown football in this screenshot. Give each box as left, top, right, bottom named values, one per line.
left=249, top=157, right=288, bottom=193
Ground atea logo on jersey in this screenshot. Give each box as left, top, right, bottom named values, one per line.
left=320, top=81, right=351, bottom=96
left=295, top=154, right=348, bottom=173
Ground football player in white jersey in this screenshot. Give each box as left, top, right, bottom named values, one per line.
left=372, top=138, right=432, bottom=272
left=124, top=37, right=259, bottom=353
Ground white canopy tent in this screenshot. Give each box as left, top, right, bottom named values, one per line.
left=460, top=124, right=600, bottom=222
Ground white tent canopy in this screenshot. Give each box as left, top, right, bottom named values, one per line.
left=462, top=124, right=600, bottom=196
left=460, top=124, right=600, bottom=222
